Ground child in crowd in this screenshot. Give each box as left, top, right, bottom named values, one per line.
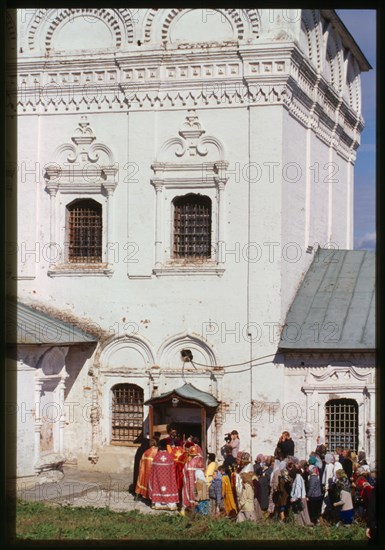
left=205, top=453, right=218, bottom=484
left=333, top=486, right=354, bottom=526
left=209, top=469, right=223, bottom=516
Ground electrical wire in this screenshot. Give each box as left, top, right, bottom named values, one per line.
left=191, top=352, right=277, bottom=369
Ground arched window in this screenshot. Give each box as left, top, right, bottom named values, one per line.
left=67, top=199, right=102, bottom=263
left=111, top=384, right=144, bottom=445
left=325, top=398, right=358, bottom=452
left=173, top=194, right=212, bottom=260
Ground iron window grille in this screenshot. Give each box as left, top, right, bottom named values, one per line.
left=173, top=194, right=212, bottom=260
left=111, top=384, right=144, bottom=445
left=325, top=398, right=358, bottom=452
left=67, top=199, right=102, bottom=263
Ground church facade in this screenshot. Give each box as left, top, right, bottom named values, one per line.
left=7, top=9, right=375, bottom=479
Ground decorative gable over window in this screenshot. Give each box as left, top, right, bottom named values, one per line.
left=44, top=116, right=118, bottom=195
left=151, top=110, right=228, bottom=276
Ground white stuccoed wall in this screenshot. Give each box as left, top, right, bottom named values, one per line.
left=9, top=8, right=373, bottom=474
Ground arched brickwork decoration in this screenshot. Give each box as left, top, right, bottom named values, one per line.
left=300, top=10, right=323, bottom=71
left=143, top=8, right=260, bottom=43
left=325, top=27, right=344, bottom=93
left=27, top=8, right=135, bottom=51
left=346, top=57, right=361, bottom=113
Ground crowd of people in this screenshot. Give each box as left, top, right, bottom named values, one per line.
left=133, top=426, right=377, bottom=540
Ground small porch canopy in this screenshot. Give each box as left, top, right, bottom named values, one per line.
left=144, top=383, right=219, bottom=458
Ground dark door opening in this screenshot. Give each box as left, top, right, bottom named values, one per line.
left=175, top=423, right=202, bottom=445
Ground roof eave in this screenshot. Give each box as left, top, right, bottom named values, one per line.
left=321, top=9, right=372, bottom=71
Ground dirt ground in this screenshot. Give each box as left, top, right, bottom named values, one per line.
left=11, top=464, right=172, bottom=515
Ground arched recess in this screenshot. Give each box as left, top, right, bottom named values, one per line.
left=142, top=8, right=260, bottom=44
left=345, top=56, right=361, bottom=113
left=98, top=335, right=155, bottom=371
left=27, top=8, right=135, bottom=52
left=300, top=10, right=323, bottom=71
left=324, top=26, right=344, bottom=93
left=157, top=331, right=217, bottom=369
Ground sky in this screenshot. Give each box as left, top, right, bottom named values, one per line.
left=336, top=10, right=376, bottom=250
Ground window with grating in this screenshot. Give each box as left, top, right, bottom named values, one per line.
left=173, top=194, right=211, bottom=259
left=111, top=384, right=144, bottom=445
left=67, top=199, right=102, bottom=263
left=325, top=398, right=358, bottom=452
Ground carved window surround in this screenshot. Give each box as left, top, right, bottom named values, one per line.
left=300, top=364, right=375, bottom=462
left=151, top=111, right=228, bottom=277
left=44, top=117, right=118, bottom=277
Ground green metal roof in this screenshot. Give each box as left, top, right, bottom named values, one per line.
left=279, top=249, right=375, bottom=351
left=145, top=383, right=219, bottom=408
left=6, top=300, right=99, bottom=345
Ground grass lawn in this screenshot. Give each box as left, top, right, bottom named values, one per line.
left=14, top=499, right=367, bottom=542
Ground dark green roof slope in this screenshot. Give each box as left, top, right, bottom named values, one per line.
left=279, top=249, right=375, bottom=350
left=145, top=383, right=219, bottom=408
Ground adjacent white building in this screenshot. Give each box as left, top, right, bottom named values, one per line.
left=6, top=8, right=375, bottom=479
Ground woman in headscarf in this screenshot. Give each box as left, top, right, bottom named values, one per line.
left=333, top=454, right=343, bottom=478
left=307, top=464, right=323, bottom=524
left=269, top=458, right=281, bottom=516
left=321, top=453, right=335, bottom=515
left=259, top=455, right=274, bottom=518
left=236, top=472, right=258, bottom=523
left=275, top=460, right=292, bottom=522
left=288, top=462, right=313, bottom=526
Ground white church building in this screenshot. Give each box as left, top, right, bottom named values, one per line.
left=6, top=8, right=375, bottom=479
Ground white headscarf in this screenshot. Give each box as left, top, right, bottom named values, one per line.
left=240, top=463, right=254, bottom=474
left=195, top=469, right=206, bottom=481
left=324, top=453, right=334, bottom=464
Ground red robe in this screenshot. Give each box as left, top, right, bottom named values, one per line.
left=148, top=450, right=179, bottom=504
left=135, top=446, right=158, bottom=499
left=182, top=454, right=205, bottom=509
left=169, top=446, right=187, bottom=497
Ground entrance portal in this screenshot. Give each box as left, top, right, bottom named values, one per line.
left=144, top=383, right=219, bottom=458
left=175, top=423, right=202, bottom=444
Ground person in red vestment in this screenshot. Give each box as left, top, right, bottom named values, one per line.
left=169, top=445, right=187, bottom=501
left=148, top=439, right=179, bottom=510
left=163, top=424, right=183, bottom=448
left=181, top=445, right=205, bottom=512
left=135, top=438, right=158, bottom=500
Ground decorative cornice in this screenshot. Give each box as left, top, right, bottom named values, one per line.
left=10, top=43, right=363, bottom=158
